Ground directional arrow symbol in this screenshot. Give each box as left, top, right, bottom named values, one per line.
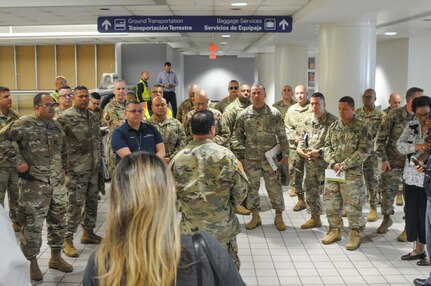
left=102, top=19, right=111, bottom=31
left=279, top=19, right=289, bottom=30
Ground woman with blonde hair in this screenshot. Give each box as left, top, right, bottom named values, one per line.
left=83, top=151, right=244, bottom=286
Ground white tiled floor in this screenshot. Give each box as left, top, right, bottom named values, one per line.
left=9, top=183, right=431, bottom=285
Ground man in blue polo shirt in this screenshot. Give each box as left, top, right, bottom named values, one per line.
left=111, top=101, right=165, bottom=163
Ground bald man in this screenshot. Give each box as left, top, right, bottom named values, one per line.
left=383, top=93, right=402, bottom=114
left=177, top=83, right=200, bottom=123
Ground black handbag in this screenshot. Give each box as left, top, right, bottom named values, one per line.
left=192, top=233, right=225, bottom=286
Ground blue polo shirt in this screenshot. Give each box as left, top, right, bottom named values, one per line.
left=111, top=120, right=163, bottom=163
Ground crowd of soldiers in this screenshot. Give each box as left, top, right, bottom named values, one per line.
left=0, top=74, right=426, bottom=280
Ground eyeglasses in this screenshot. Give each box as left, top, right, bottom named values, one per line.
left=38, top=103, right=59, bottom=109
left=58, top=93, right=73, bottom=98
left=126, top=109, right=143, bottom=113
left=90, top=99, right=101, bottom=105
left=229, top=86, right=239, bottom=90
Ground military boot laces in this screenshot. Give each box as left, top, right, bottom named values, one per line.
left=367, top=207, right=378, bottom=222
left=321, top=227, right=341, bottom=245
left=29, top=257, right=43, bottom=281
left=377, top=215, right=393, bottom=234
left=49, top=251, right=73, bottom=273
left=63, top=236, right=79, bottom=257
left=346, top=229, right=361, bottom=251
left=301, top=215, right=322, bottom=229
left=293, top=194, right=306, bottom=212
left=245, top=209, right=261, bottom=230
left=81, top=228, right=103, bottom=244
left=274, top=211, right=286, bottom=231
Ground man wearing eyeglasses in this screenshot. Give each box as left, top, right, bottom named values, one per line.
left=57, top=86, right=102, bottom=259
left=215, top=80, right=239, bottom=113
left=112, top=101, right=165, bottom=162
left=1, top=93, right=72, bottom=280
left=54, top=85, right=73, bottom=119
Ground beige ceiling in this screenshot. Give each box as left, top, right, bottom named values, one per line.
left=0, top=0, right=431, bottom=56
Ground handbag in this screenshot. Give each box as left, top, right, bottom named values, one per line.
left=192, top=233, right=225, bottom=286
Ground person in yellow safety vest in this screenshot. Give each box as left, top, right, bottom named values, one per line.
left=143, top=84, right=173, bottom=120
left=52, top=76, right=68, bottom=103
left=136, top=71, right=151, bottom=108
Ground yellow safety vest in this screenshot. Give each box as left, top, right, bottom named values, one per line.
left=136, top=79, right=151, bottom=102
left=143, top=102, right=172, bottom=119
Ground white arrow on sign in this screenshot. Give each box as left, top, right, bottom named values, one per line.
left=279, top=19, right=289, bottom=30
left=102, top=20, right=112, bottom=31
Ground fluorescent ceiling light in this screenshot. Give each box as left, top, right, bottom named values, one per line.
left=231, top=2, right=247, bottom=7
left=220, top=42, right=228, bottom=45
left=221, top=34, right=231, bottom=38
left=0, top=31, right=128, bottom=38
left=384, top=32, right=397, bottom=36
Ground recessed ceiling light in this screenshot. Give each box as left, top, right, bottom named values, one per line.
left=384, top=32, right=397, bottom=36
left=221, top=34, right=231, bottom=38
left=231, top=2, right=247, bottom=7
left=99, top=8, right=110, bottom=11
left=220, top=42, right=228, bottom=45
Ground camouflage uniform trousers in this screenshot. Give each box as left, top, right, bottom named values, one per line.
left=106, top=134, right=116, bottom=176
left=288, top=149, right=304, bottom=195
left=363, top=152, right=379, bottom=207
left=0, top=167, right=20, bottom=223
left=227, top=237, right=240, bottom=269
left=244, top=159, right=285, bottom=211
left=379, top=168, right=404, bottom=215
left=302, top=159, right=326, bottom=216
left=324, top=169, right=367, bottom=230
left=65, top=170, right=99, bottom=236
left=19, top=178, right=67, bottom=258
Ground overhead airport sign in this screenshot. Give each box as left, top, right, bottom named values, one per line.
left=97, top=16, right=292, bottom=33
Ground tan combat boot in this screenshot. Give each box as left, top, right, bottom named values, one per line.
left=49, top=250, right=73, bottom=273
left=81, top=228, right=102, bottom=244
left=321, top=227, right=341, bottom=245
left=376, top=215, right=393, bottom=234
left=367, top=206, right=378, bottom=222
left=396, top=191, right=404, bottom=206
left=63, top=235, right=79, bottom=257
left=289, top=188, right=297, bottom=197
left=234, top=205, right=251, bottom=215
left=245, top=209, right=261, bottom=230
left=274, top=210, right=286, bottom=231
left=397, top=230, right=407, bottom=242
left=293, top=194, right=306, bottom=212
left=29, top=257, right=43, bottom=281
left=301, top=215, right=322, bottom=229
left=346, top=229, right=361, bottom=250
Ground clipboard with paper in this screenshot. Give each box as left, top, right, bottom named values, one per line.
left=265, top=144, right=283, bottom=171
left=325, top=169, right=346, bottom=183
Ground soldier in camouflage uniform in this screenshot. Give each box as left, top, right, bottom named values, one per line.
left=53, top=85, right=73, bottom=119
left=149, top=96, right=186, bottom=164
left=273, top=84, right=296, bottom=187
left=0, top=86, right=20, bottom=231
left=103, top=79, right=127, bottom=175
left=375, top=87, right=423, bottom=237
left=297, top=92, right=337, bottom=229
left=176, top=83, right=199, bottom=123
left=183, top=89, right=230, bottom=146
left=223, top=83, right=252, bottom=160
left=57, top=86, right=102, bottom=258
left=215, top=80, right=239, bottom=113
left=88, top=92, right=104, bottom=122
left=51, top=75, right=68, bottom=103
left=170, top=110, right=248, bottom=269
left=285, top=84, right=312, bottom=209
left=355, top=89, right=385, bottom=222
left=1, top=93, right=72, bottom=280
left=236, top=83, right=289, bottom=231
left=321, top=96, right=371, bottom=251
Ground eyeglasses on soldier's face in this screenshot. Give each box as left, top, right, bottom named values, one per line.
left=229, top=86, right=239, bottom=90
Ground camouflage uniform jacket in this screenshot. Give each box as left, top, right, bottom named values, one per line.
left=169, top=138, right=248, bottom=244
left=54, top=106, right=69, bottom=120
left=176, top=99, right=193, bottom=123
left=383, top=107, right=391, bottom=114
left=149, top=115, right=187, bottom=159
left=0, top=109, right=20, bottom=167
left=215, top=96, right=236, bottom=113
left=297, top=111, right=338, bottom=161
left=235, top=104, right=289, bottom=161
left=57, top=107, right=101, bottom=172
left=374, top=106, right=414, bottom=168
left=355, top=106, right=385, bottom=140
left=183, top=108, right=230, bottom=147
left=103, top=99, right=126, bottom=133
left=222, top=98, right=252, bottom=152
left=285, top=102, right=312, bottom=149
left=2, top=114, right=66, bottom=184
left=272, top=99, right=296, bottom=120
left=323, top=117, right=371, bottom=170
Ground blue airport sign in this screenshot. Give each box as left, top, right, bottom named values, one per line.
left=97, top=16, right=292, bottom=33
